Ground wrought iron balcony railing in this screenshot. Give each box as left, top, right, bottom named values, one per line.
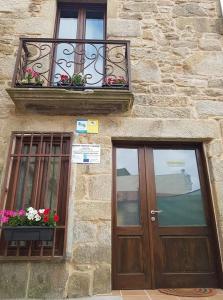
left=12, top=38, right=131, bottom=90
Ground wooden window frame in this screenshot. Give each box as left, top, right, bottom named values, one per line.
left=54, top=2, right=107, bottom=39
left=49, top=2, right=107, bottom=84
left=0, top=132, right=72, bottom=259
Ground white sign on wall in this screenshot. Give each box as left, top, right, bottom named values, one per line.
left=72, top=144, right=101, bottom=164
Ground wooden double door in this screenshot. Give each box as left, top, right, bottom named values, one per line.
left=112, top=144, right=221, bottom=289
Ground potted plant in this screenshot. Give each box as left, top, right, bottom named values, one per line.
left=103, top=76, right=128, bottom=88
left=0, top=207, right=59, bottom=241
left=57, top=73, right=86, bottom=89
left=17, top=67, right=44, bottom=87
left=71, top=73, right=86, bottom=88
left=57, top=74, right=71, bottom=87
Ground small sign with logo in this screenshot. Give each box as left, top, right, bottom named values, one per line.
left=76, top=119, right=99, bottom=134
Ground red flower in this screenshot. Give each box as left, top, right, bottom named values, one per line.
left=44, top=208, right=50, bottom=215
left=43, top=215, right=49, bottom=222
left=60, top=74, right=69, bottom=82
left=54, top=214, right=59, bottom=222
left=105, top=76, right=126, bottom=85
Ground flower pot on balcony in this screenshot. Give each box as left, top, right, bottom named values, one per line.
left=16, top=82, right=43, bottom=88
left=72, top=83, right=85, bottom=90
left=57, top=82, right=72, bottom=87
left=102, top=83, right=128, bottom=88
left=57, top=82, right=85, bottom=90
left=3, top=226, right=54, bottom=241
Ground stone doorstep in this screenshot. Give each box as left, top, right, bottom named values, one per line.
left=6, top=298, right=122, bottom=300
left=75, top=297, right=122, bottom=300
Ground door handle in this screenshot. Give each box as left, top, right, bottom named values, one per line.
left=151, top=210, right=163, bottom=215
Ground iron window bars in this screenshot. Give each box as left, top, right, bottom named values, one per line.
left=0, top=132, right=72, bottom=259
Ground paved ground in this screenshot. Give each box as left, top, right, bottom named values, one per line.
left=6, top=289, right=223, bottom=299
left=74, top=289, right=223, bottom=300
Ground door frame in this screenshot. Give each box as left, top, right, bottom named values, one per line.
left=112, top=141, right=223, bottom=289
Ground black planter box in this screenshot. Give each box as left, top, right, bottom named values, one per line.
left=16, top=82, right=43, bottom=88
left=57, top=82, right=85, bottom=89
left=57, top=82, right=72, bottom=87
left=102, top=83, right=128, bottom=89
left=3, top=226, right=54, bottom=241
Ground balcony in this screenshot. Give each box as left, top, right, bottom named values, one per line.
left=6, top=38, right=133, bottom=115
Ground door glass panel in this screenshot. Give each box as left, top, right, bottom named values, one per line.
left=116, top=148, right=140, bottom=226
left=153, top=149, right=207, bottom=227
left=54, top=9, right=78, bottom=82
left=85, top=9, right=104, bottom=87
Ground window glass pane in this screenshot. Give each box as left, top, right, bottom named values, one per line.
left=59, top=9, right=78, bottom=39
left=15, top=157, right=28, bottom=209
left=85, top=9, right=104, bottom=87
left=25, top=156, right=37, bottom=207
left=85, top=10, right=104, bottom=40
left=46, top=146, right=60, bottom=210
left=116, top=148, right=140, bottom=226
left=54, top=10, right=78, bottom=81
left=15, top=145, right=38, bottom=209
left=153, top=149, right=207, bottom=227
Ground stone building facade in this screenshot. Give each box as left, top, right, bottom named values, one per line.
left=1, top=0, right=223, bottom=298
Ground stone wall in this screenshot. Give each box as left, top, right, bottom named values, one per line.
left=1, top=0, right=223, bottom=298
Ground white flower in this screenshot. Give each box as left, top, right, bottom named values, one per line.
left=26, top=211, right=35, bottom=220
left=27, top=214, right=34, bottom=220
left=35, top=214, right=41, bottom=221
left=26, top=207, right=39, bottom=221
left=27, top=207, right=34, bottom=212
left=38, top=209, right=45, bottom=214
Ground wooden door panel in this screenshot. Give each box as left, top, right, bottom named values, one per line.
left=155, top=234, right=218, bottom=287
left=161, top=236, right=215, bottom=273
left=114, top=232, right=149, bottom=289
left=117, top=236, right=144, bottom=273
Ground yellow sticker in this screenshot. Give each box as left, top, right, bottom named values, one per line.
left=87, top=119, right=99, bottom=134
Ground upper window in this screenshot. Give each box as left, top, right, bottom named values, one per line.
left=0, top=133, right=71, bottom=258
left=53, top=3, right=107, bottom=86
left=56, top=3, right=106, bottom=40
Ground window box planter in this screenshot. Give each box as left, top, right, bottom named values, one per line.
left=3, top=226, right=54, bottom=241
left=57, top=82, right=72, bottom=87
left=57, top=82, right=85, bottom=90
left=16, top=82, right=43, bottom=88
left=102, top=83, right=128, bottom=89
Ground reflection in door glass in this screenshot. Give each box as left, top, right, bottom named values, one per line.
left=153, top=149, right=207, bottom=227
left=116, top=148, right=140, bottom=226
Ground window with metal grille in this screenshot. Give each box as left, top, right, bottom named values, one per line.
left=0, top=132, right=72, bottom=258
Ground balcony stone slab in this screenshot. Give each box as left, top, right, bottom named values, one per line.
left=6, top=88, right=134, bottom=115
